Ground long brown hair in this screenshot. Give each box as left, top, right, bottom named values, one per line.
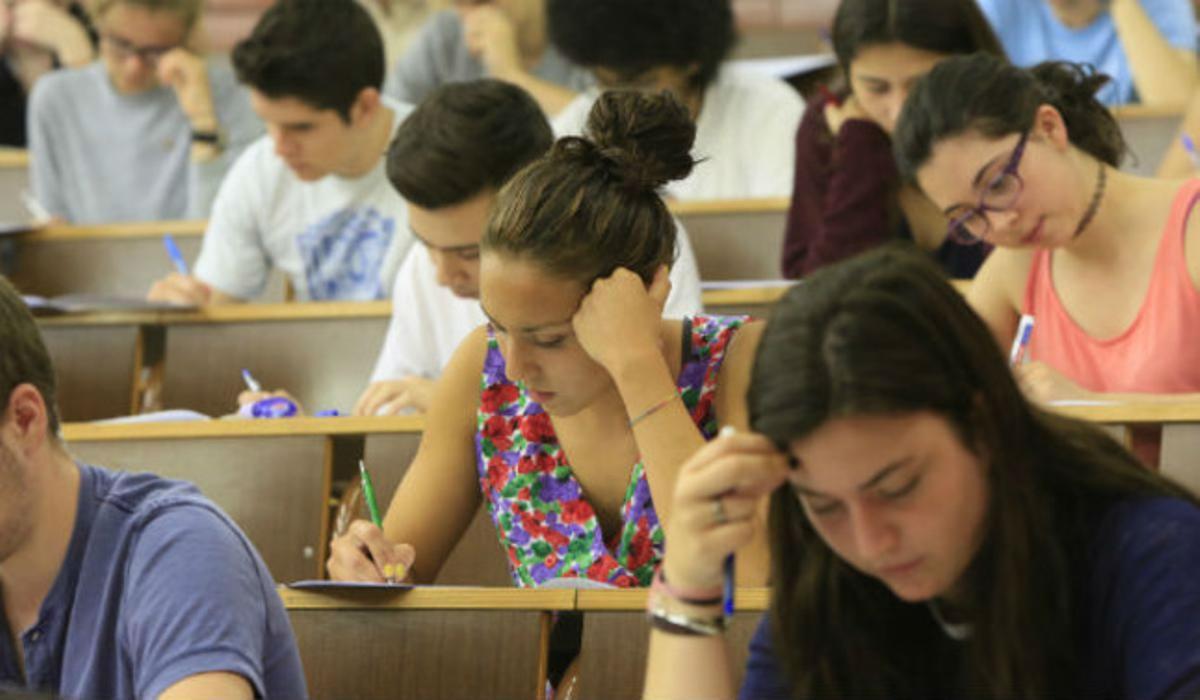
left=482, top=90, right=696, bottom=285
left=748, top=244, right=1198, bottom=698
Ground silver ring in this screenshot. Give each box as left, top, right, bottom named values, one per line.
left=713, top=497, right=728, bottom=526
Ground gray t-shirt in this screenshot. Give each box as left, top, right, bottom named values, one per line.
left=383, top=9, right=592, bottom=105
left=27, top=59, right=262, bottom=224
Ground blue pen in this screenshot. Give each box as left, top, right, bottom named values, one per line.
left=163, top=234, right=189, bottom=275
left=718, top=426, right=738, bottom=618
left=241, top=368, right=263, bottom=393
left=1009, top=314, right=1035, bottom=366
left=1182, top=135, right=1200, bottom=172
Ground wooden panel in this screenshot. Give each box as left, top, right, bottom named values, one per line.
left=364, top=432, right=514, bottom=586
left=161, top=314, right=389, bottom=416
left=573, top=610, right=766, bottom=699
left=287, top=606, right=547, bottom=700
left=1161, top=423, right=1200, bottom=495
left=69, top=435, right=328, bottom=582
left=1114, top=107, right=1183, bottom=177
left=9, top=234, right=204, bottom=298
left=42, top=325, right=138, bottom=421
left=675, top=200, right=788, bottom=280
left=0, top=153, right=29, bottom=223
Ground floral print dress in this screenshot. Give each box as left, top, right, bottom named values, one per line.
left=475, top=315, right=746, bottom=587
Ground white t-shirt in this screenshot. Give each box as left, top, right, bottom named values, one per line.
left=370, top=223, right=705, bottom=382
left=551, top=69, right=805, bottom=201
left=195, top=99, right=415, bottom=301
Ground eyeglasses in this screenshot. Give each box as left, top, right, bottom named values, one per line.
left=944, top=131, right=1029, bottom=245
left=100, top=33, right=180, bottom=66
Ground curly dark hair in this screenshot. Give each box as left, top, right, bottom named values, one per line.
left=546, top=0, right=737, bottom=91
left=232, top=0, right=384, bottom=122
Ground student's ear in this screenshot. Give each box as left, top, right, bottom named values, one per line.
left=2, top=384, right=52, bottom=458
left=349, top=87, right=383, bottom=127
left=1033, top=103, right=1071, bottom=152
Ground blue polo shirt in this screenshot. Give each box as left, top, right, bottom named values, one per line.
left=976, top=0, right=1198, bottom=105
left=0, top=464, right=308, bottom=699
left=738, top=497, right=1200, bottom=699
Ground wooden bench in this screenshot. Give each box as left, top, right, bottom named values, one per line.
left=0, top=149, right=29, bottom=225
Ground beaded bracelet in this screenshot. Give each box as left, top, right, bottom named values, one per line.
left=628, top=391, right=680, bottom=428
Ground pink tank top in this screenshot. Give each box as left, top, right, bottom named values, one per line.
left=1022, top=180, right=1200, bottom=394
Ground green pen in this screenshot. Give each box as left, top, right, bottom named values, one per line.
left=358, top=459, right=395, bottom=583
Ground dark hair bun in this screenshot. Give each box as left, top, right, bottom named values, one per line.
left=582, top=91, right=697, bottom=193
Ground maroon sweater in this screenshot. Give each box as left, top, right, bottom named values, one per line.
left=781, top=97, right=988, bottom=279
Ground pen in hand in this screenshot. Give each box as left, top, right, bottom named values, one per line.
left=1009, top=314, right=1035, bottom=366
left=358, top=459, right=397, bottom=583
left=163, top=234, right=189, bottom=276
left=241, top=368, right=262, bottom=393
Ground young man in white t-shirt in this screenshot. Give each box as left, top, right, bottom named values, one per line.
left=546, top=0, right=804, bottom=201
left=354, top=79, right=703, bottom=415
left=148, top=0, right=413, bottom=304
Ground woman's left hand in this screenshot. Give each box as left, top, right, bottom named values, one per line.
left=572, top=265, right=670, bottom=375
left=1015, top=361, right=1095, bottom=403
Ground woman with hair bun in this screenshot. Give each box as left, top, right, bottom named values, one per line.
left=328, top=90, right=769, bottom=589
left=893, top=53, right=1200, bottom=407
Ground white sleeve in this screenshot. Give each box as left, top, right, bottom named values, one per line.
left=192, top=140, right=274, bottom=300
left=664, top=220, right=704, bottom=319
left=550, top=92, right=594, bottom=137
left=369, top=249, right=440, bottom=382
left=745, top=80, right=805, bottom=198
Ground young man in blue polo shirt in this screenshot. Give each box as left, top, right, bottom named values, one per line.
left=0, top=276, right=306, bottom=698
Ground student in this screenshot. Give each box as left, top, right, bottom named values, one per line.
left=0, top=0, right=95, bottom=147
left=976, top=0, right=1198, bottom=106
left=782, top=0, right=1002, bottom=279
left=147, top=0, right=414, bottom=304
left=27, top=0, right=261, bottom=224
left=328, top=90, right=768, bottom=588
left=0, top=275, right=307, bottom=699
left=643, top=246, right=1200, bottom=700
left=893, top=53, right=1200, bottom=405
left=382, top=0, right=590, bottom=117
left=351, top=79, right=703, bottom=416
left=546, top=0, right=805, bottom=201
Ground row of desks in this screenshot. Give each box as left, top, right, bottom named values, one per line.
left=40, top=290, right=791, bottom=422
left=60, top=406, right=1200, bottom=587
left=281, top=585, right=769, bottom=700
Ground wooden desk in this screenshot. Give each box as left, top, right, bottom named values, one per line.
left=673, top=198, right=789, bottom=281
left=0, top=148, right=29, bottom=224
left=572, top=589, right=769, bottom=700
left=1112, top=104, right=1184, bottom=177
left=1053, top=402, right=1200, bottom=493
left=62, top=416, right=513, bottom=586
left=281, top=586, right=574, bottom=700
left=40, top=301, right=391, bottom=420
left=39, top=286, right=797, bottom=423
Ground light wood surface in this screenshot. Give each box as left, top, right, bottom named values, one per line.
left=280, top=586, right=575, bottom=610
left=576, top=587, right=770, bottom=611
left=0, top=149, right=28, bottom=168
left=61, top=415, right=423, bottom=441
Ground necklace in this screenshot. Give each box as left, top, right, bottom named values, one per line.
left=1071, top=161, right=1107, bottom=239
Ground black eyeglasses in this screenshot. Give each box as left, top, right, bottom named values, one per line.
left=100, top=33, right=180, bottom=66
left=944, top=131, right=1029, bottom=245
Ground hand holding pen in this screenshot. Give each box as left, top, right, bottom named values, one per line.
left=147, top=235, right=213, bottom=305
left=656, top=426, right=788, bottom=613
left=326, top=460, right=415, bottom=584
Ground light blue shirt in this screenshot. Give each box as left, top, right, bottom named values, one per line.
left=976, top=0, right=1198, bottom=105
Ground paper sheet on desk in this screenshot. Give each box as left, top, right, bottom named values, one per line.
left=22, top=293, right=197, bottom=315
left=287, top=580, right=414, bottom=591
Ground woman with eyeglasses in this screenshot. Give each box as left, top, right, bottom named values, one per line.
left=642, top=245, right=1200, bottom=700
left=892, top=52, right=1200, bottom=407
left=782, top=0, right=1004, bottom=279
left=26, top=0, right=262, bottom=223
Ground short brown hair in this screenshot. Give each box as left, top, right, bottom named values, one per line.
left=483, top=90, right=696, bottom=285
left=93, top=0, right=203, bottom=31
left=0, top=277, right=61, bottom=435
